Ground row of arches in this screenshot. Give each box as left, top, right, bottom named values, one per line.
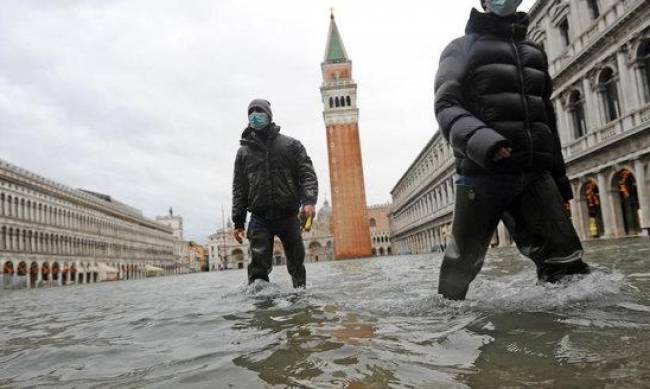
left=371, top=246, right=392, bottom=256
left=0, top=226, right=173, bottom=259
left=328, top=95, right=352, bottom=108
left=1, top=259, right=182, bottom=289
left=394, top=224, right=449, bottom=255
left=395, top=142, right=452, bottom=200
left=565, top=39, right=650, bottom=141
left=372, top=234, right=389, bottom=244
left=0, top=189, right=170, bottom=245
left=394, top=177, right=455, bottom=231
left=575, top=167, right=644, bottom=238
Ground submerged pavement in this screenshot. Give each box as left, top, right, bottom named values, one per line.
left=1, top=238, right=649, bottom=388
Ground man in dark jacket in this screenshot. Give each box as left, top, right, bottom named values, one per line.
left=232, top=99, right=318, bottom=288
left=433, top=0, right=590, bottom=300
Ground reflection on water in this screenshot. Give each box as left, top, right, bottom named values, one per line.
left=1, top=238, right=650, bottom=388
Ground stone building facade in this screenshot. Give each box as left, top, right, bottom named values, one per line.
left=155, top=209, right=183, bottom=240
left=390, top=0, right=650, bottom=253
left=0, top=159, right=178, bottom=289
left=529, top=0, right=650, bottom=239
left=367, top=203, right=393, bottom=256
left=389, top=132, right=457, bottom=255
left=320, top=12, right=373, bottom=259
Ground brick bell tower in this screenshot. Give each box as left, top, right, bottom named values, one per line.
left=320, top=11, right=372, bottom=260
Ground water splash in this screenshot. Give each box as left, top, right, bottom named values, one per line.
left=467, top=267, right=626, bottom=312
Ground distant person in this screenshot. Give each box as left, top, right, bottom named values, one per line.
left=232, top=99, right=318, bottom=288
left=433, top=0, right=590, bottom=300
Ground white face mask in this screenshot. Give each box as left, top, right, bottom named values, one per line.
left=486, top=0, right=523, bottom=16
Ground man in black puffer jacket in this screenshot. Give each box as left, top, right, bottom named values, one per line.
left=232, top=99, right=318, bottom=288
left=434, top=0, right=590, bottom=300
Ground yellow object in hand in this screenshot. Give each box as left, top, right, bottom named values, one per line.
left=303, top=214, right=313, bottom=232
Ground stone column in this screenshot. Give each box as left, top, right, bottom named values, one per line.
left=582, top=78, right=599, bottom=132
left=634, top=158, right=650, bottom=234
left=597, top=170, right=615, bottom=238
left=554, top=99, right=570, bottom=144
left=36, top=263, right=42, bottom=288
left=616, top=49, right=635, bottom=114
left=570, top=197, right=586, bottom=241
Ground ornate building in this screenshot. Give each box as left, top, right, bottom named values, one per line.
left=154, top=209, right=194, bottom=269
left=390, top=0, right=650, bottom=252
left=0, top=159, right=178, bottom=289
left=320, top=12, right=372, bottom=259
left=528, top=0, right=650, bottom=239
left=389, top=132, right=457, bottom=255
left=368, top=203, right=393, bottom=256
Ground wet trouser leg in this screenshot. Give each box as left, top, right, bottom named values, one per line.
left=502, top=173, right=590, bottom=282
left=438, top=179, right=507, bottom=300
left=247, top=215, right=274, bottom=284
left=274, top=216, right=306, bottom=288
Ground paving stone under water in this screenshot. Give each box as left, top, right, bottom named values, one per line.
left=1, top=238, right=650, bottom=388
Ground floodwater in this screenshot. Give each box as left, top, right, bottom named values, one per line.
left=1, top=239, right=650, bottom=388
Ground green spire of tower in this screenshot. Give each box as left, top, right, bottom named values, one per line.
left=323, top=10, right=349, bottom=63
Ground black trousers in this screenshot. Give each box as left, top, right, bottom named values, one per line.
left=439, top=172, right=590, bottom=300
left=247, top=214, right=306, bottom=288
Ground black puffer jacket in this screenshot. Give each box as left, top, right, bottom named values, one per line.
left=232, top=124, right=318, bottom=228
left=434, top=8, right=572, bottom=200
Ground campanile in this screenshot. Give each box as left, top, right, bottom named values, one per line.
left=320, top=12, right=372, bottom=260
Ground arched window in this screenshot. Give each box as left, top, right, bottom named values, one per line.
left=329, top=97, right=334, bottom=108
left=568, top=90, right=587, bottom=138
left=369, top=218, right=377, bottom=228
left=340, top=96, right=346, bottom=106
left=559, top=19, right=570, bottom=48
left=638, top=40, right=650, bottom=103
left=346, top=96, right=351, bottom=106
left=598, top=67, right=621, bottom=122
left=335, top=97, right=340, bottom=107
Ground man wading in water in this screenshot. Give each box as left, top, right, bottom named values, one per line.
left=434, top=0, right=591, bottom=300
left=232, top=99, right=318, bottom=288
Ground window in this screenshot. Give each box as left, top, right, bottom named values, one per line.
left=335, top=97, right=340, bottom=107
left=559, top=19, right=570, bottom=47
left=638, top=40, right=650, bottom=103
left=329, top=97, right=333, bottom=108
left=587, top=0, right=600, bottom=19
left=346, top=96, right=351, bottom=106
left=568, top=90, right=587, bottom=138
left=598, top=68, right=621, bottom=122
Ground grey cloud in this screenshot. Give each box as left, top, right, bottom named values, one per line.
left=0, top=0, right=537, bottom=242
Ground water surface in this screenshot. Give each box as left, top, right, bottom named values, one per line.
left=1, top=238, right=650, bottom=388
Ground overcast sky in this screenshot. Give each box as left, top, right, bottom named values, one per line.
left=0, top=0, right=536, bottom=242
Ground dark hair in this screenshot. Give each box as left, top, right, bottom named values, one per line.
left=480, top=0, right=487, bottom=10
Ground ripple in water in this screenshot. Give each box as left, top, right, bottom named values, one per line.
left=1, top=239, right=649, bottom=388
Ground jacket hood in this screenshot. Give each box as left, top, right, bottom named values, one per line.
left=465, top=7, right=529, bottom=40
left=248, top=98, right=273, bottom=122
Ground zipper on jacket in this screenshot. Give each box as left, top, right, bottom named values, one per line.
left=266, top=148, right=274, bottom=212
left=511, top=32, right=534, bottom=168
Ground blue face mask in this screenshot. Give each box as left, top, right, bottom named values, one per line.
left=486, top=0, right=522, bottom=16
left=248, top=112, right=270, bottom=130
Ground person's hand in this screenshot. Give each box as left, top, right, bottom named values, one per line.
left=303, top=204, right=315, bottom=219
left=233, top=228, right=245, bottom=244
left=493, top=147, right=512, bottom=161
